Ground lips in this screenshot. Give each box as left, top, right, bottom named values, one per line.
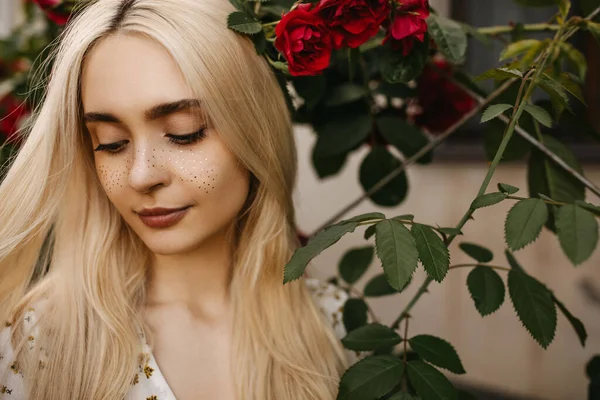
left=137, top=206, right=190, bottom=216
left=137, top=206, right=191, bottom=228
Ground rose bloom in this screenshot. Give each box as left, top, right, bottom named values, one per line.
left=317, top=0, right=390, bottom=49
left=382, top=0, right=429, bottom=55
left=32, top=0, right=70, bottom=25
left=0, top=94, right=30, bottom=145
left=413, top=59, right=476, bottom=133
left=275, top=3, right=332, bottom=76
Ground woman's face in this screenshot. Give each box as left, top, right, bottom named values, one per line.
left=80, top=33, right=250, bottom=255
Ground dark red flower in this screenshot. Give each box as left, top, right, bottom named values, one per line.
left=0, top=94, right=30, bottom=145
left=274, top=3, right=332, bottom=76
left=32, top=0, right=70, bottom=25
left=296, top=230, right=310, bottom=247
left=413, top=59, right=476, bottom=133
left=382, top=0, right=429, bottom=54
left=317, top=0, right=390, bottom=49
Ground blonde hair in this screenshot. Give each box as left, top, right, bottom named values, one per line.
left=0, top=0, right=347, bottom=398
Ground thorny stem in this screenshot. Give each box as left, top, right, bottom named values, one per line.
left=402, top=317, right=409, bottom=391
left=391, top=20, right=571, bottom=330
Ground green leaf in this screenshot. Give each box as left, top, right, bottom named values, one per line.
left=558, top=42, right=587, bottom=81
left=557, top=72, right=586, bottom=105
left=459, top=242, right=493, bottom=263
left=337, top=355, right=404, bottom=400
left=527, top=134, right=585, bottom=232
left=339, top=246, right=374, bottom=284
left=323, top=83, right=369, bottom=107
left=519, top=40, right=546, bottom=70
left=339, top=212, right=386, bottom=225
left=481, top=104, right=512, bottom=123
left=587, top=21, right=600, bottom=46
left=523, top=104, right=553, bottom=128
left=505, top=198, right=548, bottom=251
left=475, top=67, right=522, bottom=82
left=284, top=222, right=358, bottom=283
left=408, top=335, right=466, bottom=374
left=407, top=360, right=458, bottom=400
left=342, top=323, right=403, bottom=351
left=499, top=39, right=542, bottom=61
left=375, top=219, right=419, bottom=291
left=393, top=214, right=415, bottom=221
left=555, top=205, right=599, bottom=265
left=226, top=11, right=262, bottom=35
left=387, top=392, right=421, bottom=400
left=364, top=225, right=377, bottom=240
left=508, top=268, right=557, bottom=349
left=411, top=224, right=450, bottom=282
left=498, top=183, right=520, bottom=194
left=314, top=113, right=371, bottom=158
left=292, top=75, right=326, bottom=110
left=376, top=115, right=433, bottom=164
left=380, top=34, right=430, bottom=84
left=574, top=200, right=600, bottom=217
left=343, top=298, right=369, bottom=333
left=467, top=266, right=506, bottom=316
left=364, top=273, right=404, bottom=297
left=312, top=151, right=347, bottom=179
left=360, top=146, right=409, bottom=207
left=552, top=294, right=587, bottom=347
left=505, top=249, right=524, bottom=271
left=426, top=14, right=468, bottom=64
left=471, top=192, right=507, bottom=209
left=587, top=355, right=600, bottom=380
left=538, top=74, right=571, bottom=117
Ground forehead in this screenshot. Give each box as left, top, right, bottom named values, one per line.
left=80, top=33, right=194, bottom=115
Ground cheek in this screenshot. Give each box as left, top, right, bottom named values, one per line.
left=96, top=159, right=132, bottom=198
left=167, top=148, right=220, bottom=195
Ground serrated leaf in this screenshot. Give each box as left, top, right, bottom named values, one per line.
left=558, top=42, right=587, bottom=81
left=314, top=113, right=371, bottom=158
left=363, top=273, right=403, bottom=297
left=393, top=214, right=415, bottom=221
left=538, top=74, right=571, bottom=117
left=519, top=40, right=545, bottom=70
left=505, top=249, right=524, bottom=271
left=481, top=104, right=512, bottom=123
left=337, top=355, right=405, bottom=400
left=408, top=335, right=466, bottom=374
left=342, top=323, right=402, bottom=351
left=555, top=205, right=599, bottom=265
left=387, top=392, right=420, bottom=400
left=381, top=35, right=429, bottom=84
left=467, top=266, right=506, bottom=316
left=376, top=115, right=433, bottom=164
left=523, top=104, right=553, bottom=128
left=407, top=361, right=458, bottom=400
left=499, top=39, right=541, bottom=61
left=552, top=294, right=587, bottom=347
left=339, top=212, right=386, bottom=225
left=471, top=192, right=507, bottom=209
left=375, top=219, right=419, bottom=291
left=505, top=198, right=548, bottom=251
left=411, top=224, right=450, bottom=282
left=459, top=242, right=493, bottom=263
left=227, top=11, right=262, bottom=35
left=527, top=134, right=585, bottom=232
left=426, top=14, right=468, bottom=63
left=508, top=268, right=557, bottom=349
left=557, top=72, right=586, bottom=105
left=343, top=298, right=369, bottom=333
left=475, top=67, right=522, bottom=82
left=498, top=183, right=520, bottom=194
left=340, top=246, right=374, bottom=284
left=575, top=200, right=600, bottom=217
left=284, top=222, right=358, bottom=283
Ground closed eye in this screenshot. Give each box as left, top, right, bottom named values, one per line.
left=93, top=126, right=207, bottom=154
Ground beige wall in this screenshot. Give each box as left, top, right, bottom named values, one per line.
left=293, top=125, right=600, bottom=400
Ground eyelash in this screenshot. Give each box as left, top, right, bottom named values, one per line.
left=93, top=126, right=207, bottom=154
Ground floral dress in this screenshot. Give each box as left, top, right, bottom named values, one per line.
left=0, top=278, right=357, bottom=399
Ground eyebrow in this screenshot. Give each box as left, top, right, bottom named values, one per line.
left=83, top=98, right=201, bottom=124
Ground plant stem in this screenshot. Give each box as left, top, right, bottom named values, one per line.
left=477, top=23, right=560, bottom=35
left=390, top=23, right=567, bottom=330
left=308, top=78, right=517, bottom=237
left=506, top=195, right=565, bottom=206
left=449, top=263, right=511, bottom=272
left=262, top=20, right=280, bottom=27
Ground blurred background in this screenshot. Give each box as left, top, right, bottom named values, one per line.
left=1, top=1, right=599, bottom=399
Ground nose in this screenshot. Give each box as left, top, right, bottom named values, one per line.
left=128, top=143, right=170, bottom=193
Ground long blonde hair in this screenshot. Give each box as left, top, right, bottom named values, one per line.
left=0, top=0, right=347, bottom=398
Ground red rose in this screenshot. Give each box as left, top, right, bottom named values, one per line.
left=412, top=59, right=476, bottom=133
left=32, top=0, right=70, bottom=25
left=317, top=0, right=390, bottom=49
left=274, top=3, right=332, bottom=76
left=0, top=94, right=30, bottom=145
left=382, top=0, right=429, bottom=54
left=34, top=0, right=62, bottom=6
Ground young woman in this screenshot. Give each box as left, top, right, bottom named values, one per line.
left=0, top=0, right=353, bottom=398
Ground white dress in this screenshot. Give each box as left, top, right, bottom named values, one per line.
left=0, top=278, right=358, bottom=399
